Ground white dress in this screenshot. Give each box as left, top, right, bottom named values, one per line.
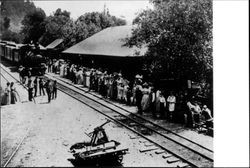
left=167, top=95, right=176, bottom=112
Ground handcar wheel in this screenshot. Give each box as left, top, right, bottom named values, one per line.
left=117, top=154, right=123, bottom=163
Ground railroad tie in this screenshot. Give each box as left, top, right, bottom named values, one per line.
left=129, top=135, right=139, bottom=139
left=166, top=157, right=180, bottom=163
left=139, top=139, right=148, bottom=143
left=155, top=149, right=166, bottom=154
left=144, top=142, right=154, bottom=147
left=162, top=153, right=173, bottom=159
left=177, top=162, right=190, bottom=168
left=139, top=146, right=159, bottom=153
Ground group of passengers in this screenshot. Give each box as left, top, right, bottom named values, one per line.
left=26, top=76, right=57, bottom=103
left=47, top=59, right=213, bottom=129
left=1, top=82, right=20, bottom=105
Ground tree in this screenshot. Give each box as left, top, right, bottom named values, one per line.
left=1, top=29, right=23, bottom=43
left=125, top=0, right=212, bottom=85
left=0, top=0, right=36, bottom=42
left=3, top=17, right=10, bottom=30
left=0, top=0, right=36, bottom=32
left=21, top=8, right=46, bottom=44
left=40, top=8, right=71, bottom=46
left=62, top=11, right=126, bottom=48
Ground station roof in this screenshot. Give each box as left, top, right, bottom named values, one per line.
left=62, top=25, right=147, bottom=57
left=46, top=39, right=64, bottom=49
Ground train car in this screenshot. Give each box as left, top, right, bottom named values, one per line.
left=1, top=41, right=47, bottom=76
left=0, top=41, right=7, bottom=57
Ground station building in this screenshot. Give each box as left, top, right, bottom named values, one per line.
left=62, top=25, right=147, bottom=80
left=45, top=38, right=64, bottom=59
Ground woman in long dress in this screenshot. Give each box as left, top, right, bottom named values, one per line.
left=85, top=70, right=91, bottom=88
left=141, top=83, right=150, bottom=112
left=155, top=90, right=161, bottom=116
left=1, top=82, right=11, bottom=105
left=10, top=82, right=20, bottom=104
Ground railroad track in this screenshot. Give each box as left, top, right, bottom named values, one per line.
left=0, top=65, right=30, bottom=167
left=49, top=73, right=213, bottom=151
left=45, top=74, right=213, bottom=167
left=1, top=64, right=213, bottom=167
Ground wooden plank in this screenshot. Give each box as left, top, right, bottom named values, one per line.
left=162, top=153, right=173, bottom=159
left=139, top=139, right=148, bottom=143
left=129, top=135, right=139, bottom=139
left=167, top=157, right=180, bottom=163
left=177, top=162, right=189, bottom=168
left=144, top=142, right=154, bottom=147
left=155, top=149, right=166, bottom=154
left=139, top=146, right=159, bottom=153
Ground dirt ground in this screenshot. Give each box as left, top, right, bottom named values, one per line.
left=1, top=63, right=212, bottom=167
left=1, top=64, right=176, bottom=167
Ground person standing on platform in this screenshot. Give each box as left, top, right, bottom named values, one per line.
left=135, top=82, right=143, bottom=114
left=39, top=77, right=45, bottom=96
left=149, top=87, right=156, bottom=118
left=18, top=65, right=24, bottom=83
left=33, top=76, right=38, bottom=97
left=48, top=59, right=52, bottom=73
left=141, top=82, right=150, bottom=113
left=27, top=68, right=32, bottom=81
left=10, top=82, right=20, bottom=104
left=27, top=79, right=34, bottom=101
left=167, top=91, right=176, bottom=121
left=45, top=80, right=53, bottom=103
left=159, top=92, right=167, bottom=119
left=52, top=80, right=57, bottom=99
left=1, top=82, right=11, bottom=105
left=155, top=90, right=161, bottom=118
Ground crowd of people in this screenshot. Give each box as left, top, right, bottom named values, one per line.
left=46, top=59, right=213, bottom=129
left=25, top=75, right=57, bottom=103
left=1, top=59, right=213, bottom=131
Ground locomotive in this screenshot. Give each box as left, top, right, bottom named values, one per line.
left=0, top=41, right=47, bottom=76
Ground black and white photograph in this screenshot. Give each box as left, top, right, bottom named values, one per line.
left=0, top=0, right=249, bottom=167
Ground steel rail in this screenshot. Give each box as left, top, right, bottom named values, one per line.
left=55, top=83, right=213, bottom=166
left=49, top=73, right=213, bottom=153
left=0, top=66, right=30, bottom=167
left=3, top=134, right=28, bottom=167
left=0, top=72, right=10, bottom=83
left=56, top=84, right=199, bottom=167
left=46, top=74, right=213, bottom=160
left=0, top=64, right=28, bottom=90
left=1, top=65, right=212, bottom=167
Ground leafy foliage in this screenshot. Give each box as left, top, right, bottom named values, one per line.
left=0, top=0, right=36, bottom=32
left=21, top=8, right=46, bottom=44
left=0, top=0, right=36, bottom=42
left=1, top=29, right=23, bottom=43
left=39, top=10, right=126, bottom=48
left=62, top=12, right=126, bottom=48
left=125, top=0, right=212, bottom=84
left=40, top=8, right=71, bottom=46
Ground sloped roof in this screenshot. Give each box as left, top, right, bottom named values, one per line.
left=62, top=25, right=147, bottom=57
left=36, top=44, right=46, bottom=50
left=46, top=39, right=63, bottom=49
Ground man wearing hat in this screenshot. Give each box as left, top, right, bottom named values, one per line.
left=45, top=79, right=53, bottom=103
left=135, top=82, right=143, bottom=114
left=27, top=79, right=34, bottom=101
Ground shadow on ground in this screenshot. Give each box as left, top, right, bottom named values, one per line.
left=68, top=158, right=123, bottom=167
